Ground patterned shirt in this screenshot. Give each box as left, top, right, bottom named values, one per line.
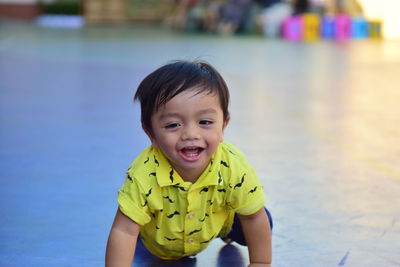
left=118, top=141, right=266, bottom=259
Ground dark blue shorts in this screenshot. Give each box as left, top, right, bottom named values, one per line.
left=225, top=207, right=273, bottom=246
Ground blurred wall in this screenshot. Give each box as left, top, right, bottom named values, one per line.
left=0, top=0, right=36, bottom=2
left=358, top=0, right=400, bottom=39
left=0, top=0, right=40, bottom=19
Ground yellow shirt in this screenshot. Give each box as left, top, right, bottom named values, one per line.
left=118, top=141, right=266, bottom=259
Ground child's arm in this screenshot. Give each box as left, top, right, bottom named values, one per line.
left=238, top=207, right=272, bottom=267
left=106, top=208, right=140, bottom=267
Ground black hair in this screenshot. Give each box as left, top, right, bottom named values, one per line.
left=134, top=60, right=230, bottom=134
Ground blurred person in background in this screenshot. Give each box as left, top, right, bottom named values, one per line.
left=309, top=0, right=326, bottom=14
left=256, top=0, right=292, bottom=37
left=166, top=0, right=226, bottom=33
left=165, top=0, right=196, bottom=30
left=292, top=0, right=310, bottom=14
left=217, top=0, right=253, bottom=34
left=325, top=0, right=363, bottom=15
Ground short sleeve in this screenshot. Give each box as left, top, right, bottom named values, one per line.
left=118, top=172, right=151, bottom=226
left=227, top=166, right=266, bottom=215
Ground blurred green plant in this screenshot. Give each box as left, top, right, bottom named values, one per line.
left=39, top=0, right=81, bottom=15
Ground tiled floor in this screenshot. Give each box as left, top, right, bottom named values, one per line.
left=1, top=20, right=399, bottom=266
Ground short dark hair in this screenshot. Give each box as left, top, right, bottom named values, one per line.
left=134, top=60, right=230, bottom=133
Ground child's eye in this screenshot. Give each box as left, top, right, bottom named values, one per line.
left=165, top=123, right=181, bottom=129
left=199, top=120, right=213, bottom=125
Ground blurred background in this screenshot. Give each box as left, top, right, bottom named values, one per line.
left=0, top=0, right=399, bottom=39
left=1, top=0, right=399, bottom=266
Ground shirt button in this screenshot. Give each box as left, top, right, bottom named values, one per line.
left=187, top=239, right=194, bottom=243
left=188, top=213, right=195, bottom=219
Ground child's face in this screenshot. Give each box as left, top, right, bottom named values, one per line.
left=146, top=89, right=229, bottom=181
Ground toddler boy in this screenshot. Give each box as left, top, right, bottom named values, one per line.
left=106, top=60, right=272, bottom=266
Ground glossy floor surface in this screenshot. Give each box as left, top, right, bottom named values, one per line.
left=1, top=20, right=399, bottom=266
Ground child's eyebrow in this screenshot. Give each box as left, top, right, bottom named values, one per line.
left=159, top=112, right=181, bottom=120
left=159, top=109, right=217, bottom=120
left=197, top=108, right=217, bottom=115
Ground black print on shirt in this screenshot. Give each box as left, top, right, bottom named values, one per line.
left=173, top=184, right=188, bottom=191
left=218, top=170, right=222, bottom=184
left=199, top=213, right=209, bottom=222
left=144, top=157, right=149, bottom=164
left=217, top=189, right=226, bottom=193
left=142, top=200, right=148, bottom=207
left=234, top=174, right=245, bottom=189
left=207, top=200, right=214, bottom=206
left=165, top=237, right=178, bottom=241
left=154, top=156, right=159, bottom=167
left=163, top=196, right=174, bottom=203
left=220, top=160, right=229, bottom=168
left=187, top=229, right=202, bottom=236
left=200, top=234, right=215, bottom=244
left=200, top=187, right=209, bottom=193
left=149, top=172, right=156, bottom=177
left=249, top=186, right=258, bottom=194
left=127, top=173, right=133, bottom=182
left=167, top=211, right=180, bottom=218
left=145, top=188, right=152, bottom=197
left=169, top=168, right=174, bottom=183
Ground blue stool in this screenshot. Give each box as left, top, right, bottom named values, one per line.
left=321, top=16, right=335, bottom=39
left=352, top=17, right=369, bottom=39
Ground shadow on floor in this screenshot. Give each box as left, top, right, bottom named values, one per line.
left=216, top=244, right=245, bottom=267
left=134, top=238, right=245, bottom=267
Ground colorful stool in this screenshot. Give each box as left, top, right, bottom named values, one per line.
left=303, top=13, right=320, bottom=42
left=321, top=15, right=335, bottom=39
left=334, top=14, right=351, bottom=41
left=369, top=20, right=382, bottom=38
left=282, top=16, right=303, bottom=41
left=352, top=17, right=369, bottom=39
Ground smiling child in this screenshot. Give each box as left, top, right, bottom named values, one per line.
left=106, top=60, right=273, bottom=267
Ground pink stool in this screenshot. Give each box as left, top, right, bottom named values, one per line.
left=334, top=15, right=351, bottom=41
left=282, top=16, right=303, bottom=41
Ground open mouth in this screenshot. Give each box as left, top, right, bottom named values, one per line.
left=179, top=146, right=204, bottom=161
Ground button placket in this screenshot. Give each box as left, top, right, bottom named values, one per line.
left=184, top=191, right=198, bottom=252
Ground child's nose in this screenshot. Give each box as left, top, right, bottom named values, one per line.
left=181, top=124, right=200, bottom=140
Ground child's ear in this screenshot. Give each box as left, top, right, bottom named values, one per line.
left=143, top=125, right=159, bottom=149
left=222, top=115, right=231, bottom=131
left=220, top=116, right=230, bottom=142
